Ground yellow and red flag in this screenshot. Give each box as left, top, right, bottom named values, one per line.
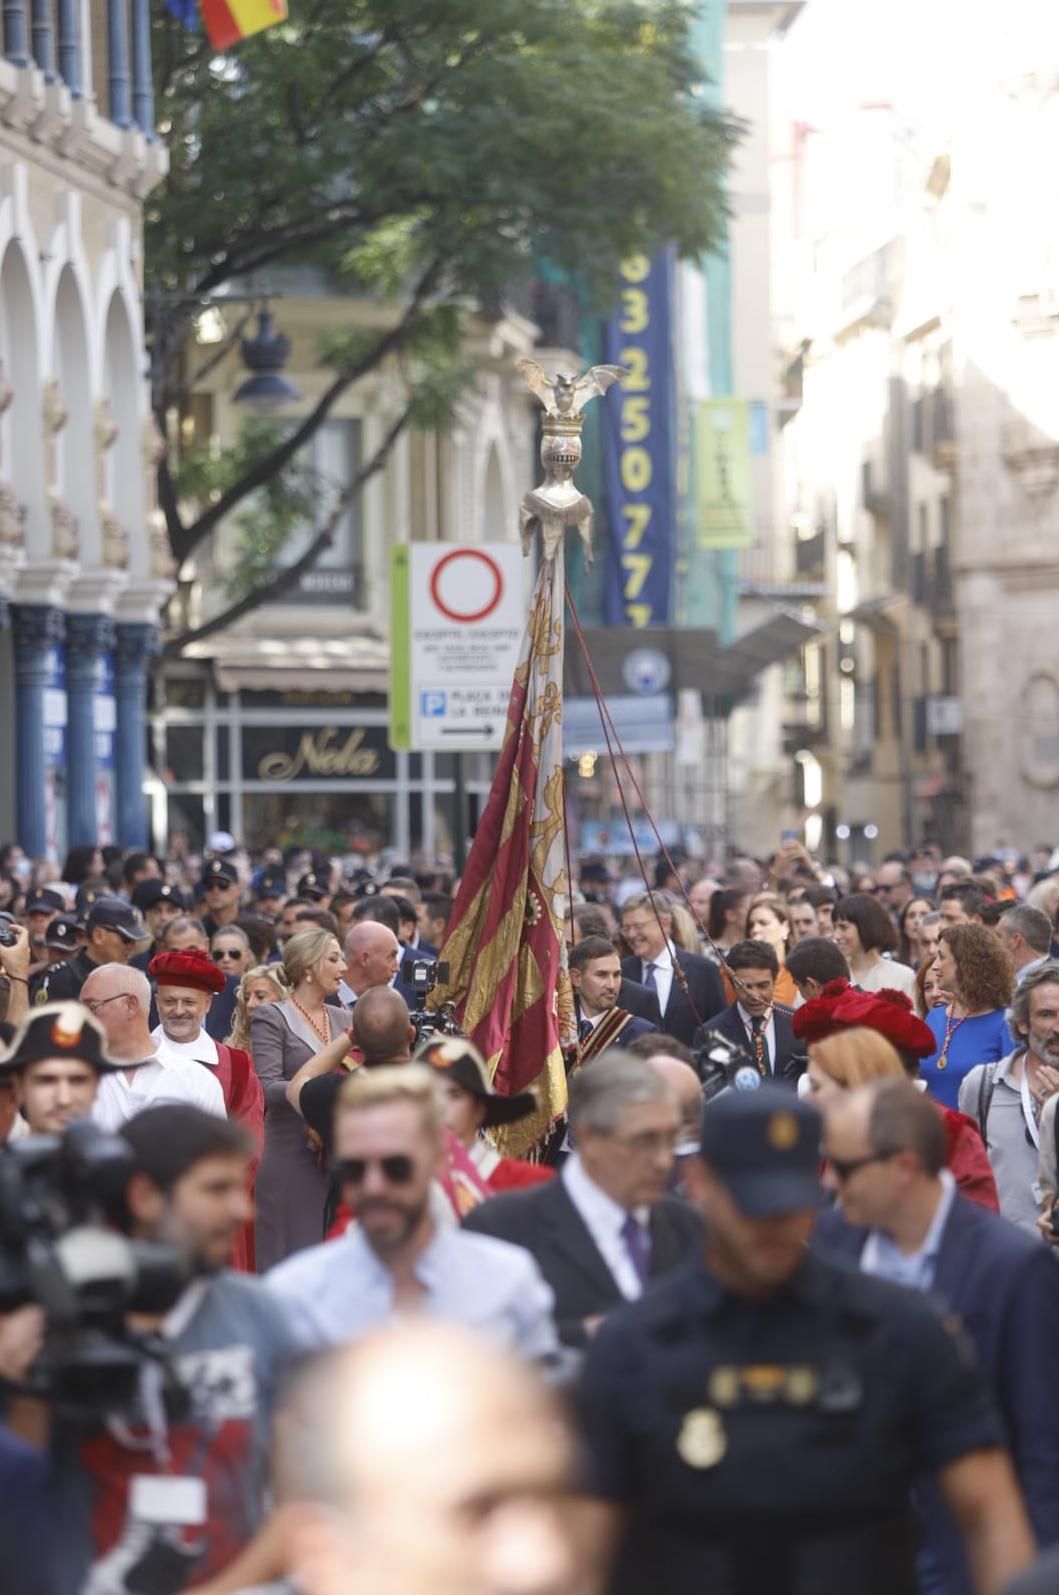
left=434, top=549, right=575, bottom=1157
left=201, top=0, right=287, bottom=50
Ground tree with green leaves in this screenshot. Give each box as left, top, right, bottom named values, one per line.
left=150, top=0, right=737, bottom=650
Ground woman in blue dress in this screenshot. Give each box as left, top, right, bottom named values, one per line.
left=922, top=923, right=1014, bottom=1109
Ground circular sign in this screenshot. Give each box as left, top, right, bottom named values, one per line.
left=429, top=549, right=504, bottom=623
left=623, top=647, right=671, bottom=695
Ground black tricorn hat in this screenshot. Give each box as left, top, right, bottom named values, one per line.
left=1, top=1002, right=122, bottom=1075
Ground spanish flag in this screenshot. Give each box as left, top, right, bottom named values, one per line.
left=200, top=0, right=287, bottom=49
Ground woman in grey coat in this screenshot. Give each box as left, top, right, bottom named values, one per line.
left=251, top=927, right=353, bottom=1269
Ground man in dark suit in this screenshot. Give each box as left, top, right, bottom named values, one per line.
left=463, top=1051, right=701, bottom=1347
left=692, top=939, right=805, bottom=1085
left=570, top=936, right=657, bottom=1059
left=817, top=1079, right=1059, bottom=1593
left=619, top=891, right=724, bottom=1046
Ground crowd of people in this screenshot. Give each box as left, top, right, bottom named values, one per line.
left=0, top=829, right=1058, bottom=1593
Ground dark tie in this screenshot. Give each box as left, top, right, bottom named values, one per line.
left=621, top=1212, right=651, bottom=1286
left=642, top=961, right=658, bottom=993
left=579, top=1018, right=593, bottom=1044
left=750, top=1014, right=770, bottom=1075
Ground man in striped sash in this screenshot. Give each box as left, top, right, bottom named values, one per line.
left=570, top=937, right=658, bottom=1064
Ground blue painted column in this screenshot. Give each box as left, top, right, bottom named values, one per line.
left=30, top=0, right=53, bottom=78
left=107, top=0, right=130, bottom=129
left=3, top=0, right=30, bottom=67
left=130, top=0, right=152, bottom=134
left=114, top=621, right=156, bottom=849
left=56, top=0, right=79, bottom=93
left=66, top=613, right=114, bottom=846
left=12, top=605, right=64, bottom=859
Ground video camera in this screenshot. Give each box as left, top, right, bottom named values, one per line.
left=408, top=958, right=462, bottom=1045
left=0, top=1121, right=189, bottom=1417
left=693, top=1029, right=765, bottom=1106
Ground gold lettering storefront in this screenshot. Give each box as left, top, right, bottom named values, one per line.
left=149, top=675, right=463, bottom=857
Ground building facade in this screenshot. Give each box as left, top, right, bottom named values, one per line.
left=0, top=0, right=170, bottom=859
left=774, top=1, right=1059, bottom=859
left=155, top=287, right=541, bottom=857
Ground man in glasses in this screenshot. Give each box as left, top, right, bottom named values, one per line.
left=81, top=962, right=225, bottom=1128
left=576, top=1084, right=1033, bottom=1595
left=266, top=1065, right=558, bottom=1363
left=818, top=1079, right=1059, bottom=1590
left=464, top=1051, right=699, bottom=1348
left=201, top=856, right=243, bottom=938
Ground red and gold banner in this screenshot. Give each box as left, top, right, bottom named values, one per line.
left=435, top=550, right=574, bottom=1157
left=201, top=0, right=287, bottom=50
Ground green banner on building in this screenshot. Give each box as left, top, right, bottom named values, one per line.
left=694, top=398, right=751, bottom=549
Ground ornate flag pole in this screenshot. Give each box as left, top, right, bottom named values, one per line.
left=433, top=358, right=624, bottom=1156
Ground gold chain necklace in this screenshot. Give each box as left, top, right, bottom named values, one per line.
left=936, top=1006, right=967, bottom=1071
left=291, top=995, right=331, bottom=1048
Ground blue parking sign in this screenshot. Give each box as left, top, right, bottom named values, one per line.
left=421, top=690, right=447, bottom=717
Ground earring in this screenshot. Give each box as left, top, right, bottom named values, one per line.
left=305, top=973, right=313, bottom=984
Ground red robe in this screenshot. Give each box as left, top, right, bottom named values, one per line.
left=212, top=1041, right=265, bottom=1271
left=485, top=1157, right=554, bottom=1193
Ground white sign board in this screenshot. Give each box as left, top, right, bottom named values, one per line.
left=390, top=543, right=526, bottom=752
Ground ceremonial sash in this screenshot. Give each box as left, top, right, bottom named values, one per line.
left=578, top=1007, right=636, bottom=1064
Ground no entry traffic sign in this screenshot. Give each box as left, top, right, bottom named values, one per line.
left=389, top=543, right=526, bottom=752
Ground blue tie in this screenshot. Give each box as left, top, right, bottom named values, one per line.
left=642, top=962, right=658, bottom=993
left=621, top=1213, right=651, bottom=1286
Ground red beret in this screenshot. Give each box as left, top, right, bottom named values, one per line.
left=792, top=978, right=936, bottom=1058
left=148, top=948, right=227, bottom=996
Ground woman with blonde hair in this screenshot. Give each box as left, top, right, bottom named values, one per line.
left=804, top=1027, right=904, bottom=1111
left=251, top=928, right=354, bottom=1268
left=226, top=962, right=290, bottom=1052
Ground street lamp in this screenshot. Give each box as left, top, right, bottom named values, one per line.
left=232, top=307, right=301, bottom=411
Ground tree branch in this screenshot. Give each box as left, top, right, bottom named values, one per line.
left=170, top=256, right=442, bottom=567
left=164, top=405, right=411, bottom=657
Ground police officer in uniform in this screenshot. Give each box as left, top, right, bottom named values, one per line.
left=575, top=1086, right=1034, bottom=1595
left=31, top=897, right=146, bottom=1005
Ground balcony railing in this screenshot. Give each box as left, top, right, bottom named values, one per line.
left=2, top=0, right=153, bottom=135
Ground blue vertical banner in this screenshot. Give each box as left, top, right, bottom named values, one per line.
left=601, top=249, right=675, bottom=626
left=42, top=644, right=67, bottom=861
left=95, top=652, right=116, bottom=844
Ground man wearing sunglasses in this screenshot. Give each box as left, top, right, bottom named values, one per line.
left=818, top=1079, right=1059, bottom=1593
left=576, top=1084, right=1033, bottom=1595
left=267, top=1065, right=559, bottom=1364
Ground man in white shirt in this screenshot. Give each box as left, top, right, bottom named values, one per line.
left=80, top=962, right=225, bottom=1128
left=619, top=891, right=725, bottom=1046
left=267, top=1064, right=558, bottom=1364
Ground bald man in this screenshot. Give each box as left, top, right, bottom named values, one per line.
left=647, top=1052, right=703, bottom=1150
left=283, top=1325, right=578, bottom=1595
left=289, top=987, right=415, bottom=1170
left=338, top=922, right=404, bottom=1008
left=204, top=1322, right=581, bottom=1595
left=81, top=962, right=225, bottom=1127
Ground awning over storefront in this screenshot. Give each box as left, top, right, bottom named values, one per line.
left=184, top=632, right=390, bottom=696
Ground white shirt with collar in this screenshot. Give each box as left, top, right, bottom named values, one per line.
left=93, top=1043, right=226, bottom=1130
left=640, top=939, right=677, bottom=1018
left=859, top=1169, right=957, bottom=1293
left=562, top=1152, right=648, bottom=1301
left=150, top=1023, right=219, bottom=1070
left=736, top=1002, right=777, bottom=1072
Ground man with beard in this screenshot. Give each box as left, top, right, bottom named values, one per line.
left=149, top=947, right=265, bottom=1269
left=266, top=1065, right=558, bottom=1362
left=959, top=961, right=1059, bottom=1234
left=4, top=1107, right=301, bottom=1595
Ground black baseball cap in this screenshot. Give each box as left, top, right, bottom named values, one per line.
left=0, top=1002, right=122, bottom=1074
left=74, top=880, right=108, bottom=920
left=699, top=1086, right=822, bottom=1217
left=44, top=914, right=79, bottom=952
left=253, top=871, right=286, bottom=899
left=297, top=871, right=330, bottom=901
left=203, top=858, right=239, bottom=888
left=131, top=880, right=185, bottom=913
left=25, top=888, right=64, bottom=915
left=86, top=897, right=147, bottom=943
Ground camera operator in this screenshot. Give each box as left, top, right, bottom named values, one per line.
left=6, top=1104, right=301, bottom=1595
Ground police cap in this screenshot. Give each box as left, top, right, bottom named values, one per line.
left=700, top=1085, right=822, bottom=1217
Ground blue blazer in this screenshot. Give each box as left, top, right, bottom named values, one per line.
left=816, top=1193, right=1059, bottom=1588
